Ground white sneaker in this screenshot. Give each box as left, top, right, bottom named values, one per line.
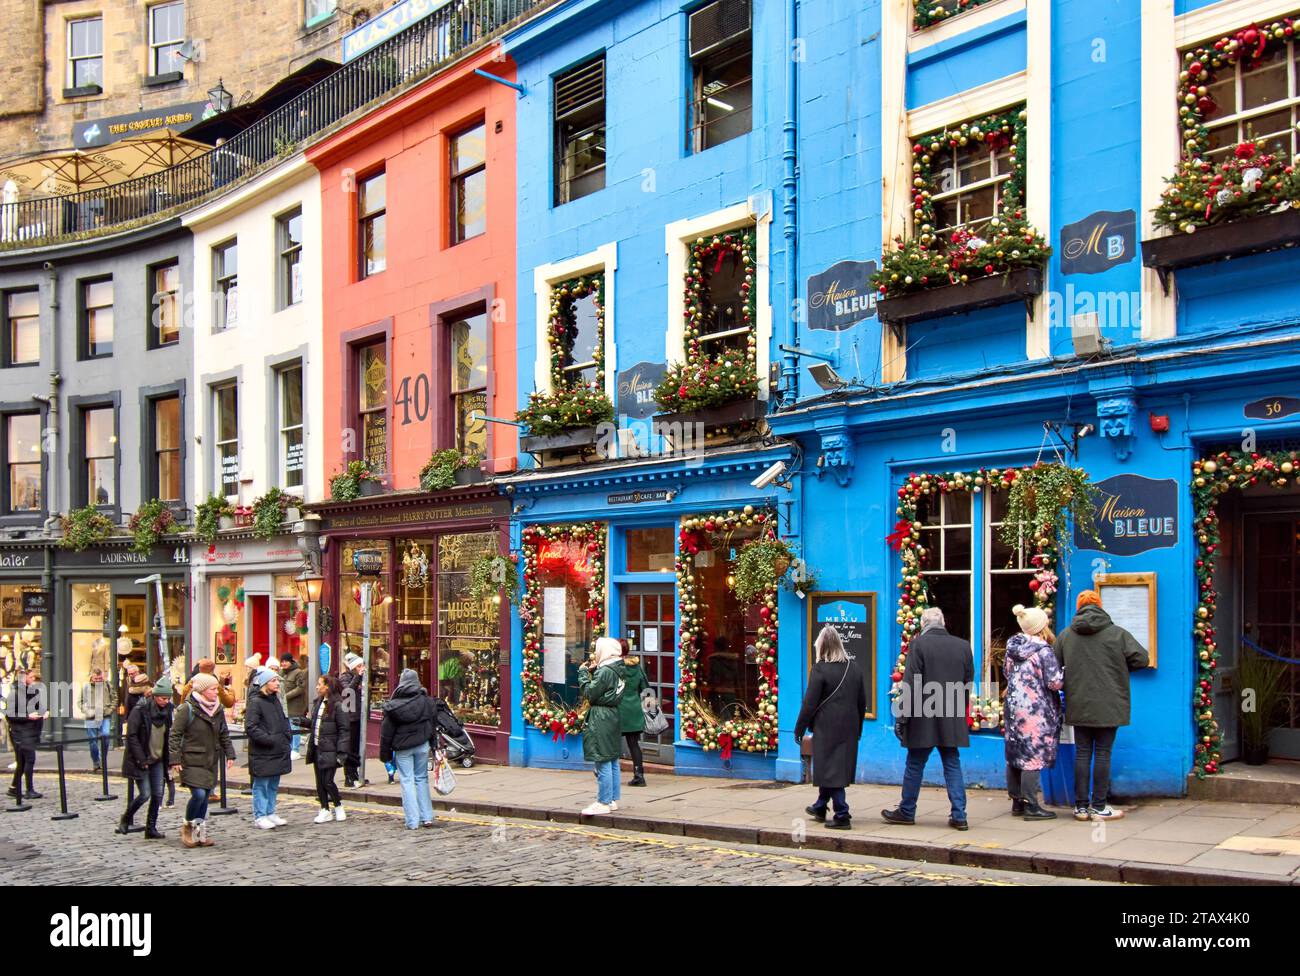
left=334, top=805, right=347, bottom=822
left=609, top=801, right=619, bottom=812
left=1089, top=805, right=1126, bottom=821
left=269, top=814, right=287, bottom=826
left=255, top=816, right=276, bottom=829
left=5, top=762, right=14, bottom=771
left=581, top=802, right=611, bottom=816
left=290, top=751, right=301, bottom=760
left=313, top=809, right=333, bottom=824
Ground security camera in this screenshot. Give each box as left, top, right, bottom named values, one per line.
left=751, top=460, right=787, bottom=490
left=42, top=262, right=54, bottom=271
left=1077, top=423, right=1095, bottom=438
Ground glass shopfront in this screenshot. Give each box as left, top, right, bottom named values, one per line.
left=1, top=583, right=45, bottom=684
left=535, top=535, right=598, bottom=712
left=209, top=573, right=310, bottom=714
left=691, top=524, right=765, bottom=719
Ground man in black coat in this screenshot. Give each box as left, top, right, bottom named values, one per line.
left=884, top=607, right=974, bottom=830
left=4, top=670, right=45, bottom=799
left=118, top=676, right=174, bottom=839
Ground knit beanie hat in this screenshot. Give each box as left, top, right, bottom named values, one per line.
left=244, top=655, right=262, bottom=669
left=1012, top=603, right=1049, bottom=636
left=191, top=673, right=218, bottom=694
left=151, top=675, right=174, bottom=698
left=252, top=667, right=277, bottom=688
left=344, top=653, right=364, bottom=670
left=1076, top=589, right=1103, bottom=611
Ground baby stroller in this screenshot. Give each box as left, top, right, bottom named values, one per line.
left=431, top=698, right=476, bottom=769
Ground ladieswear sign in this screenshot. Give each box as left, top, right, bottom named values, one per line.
left=1075, top=474, right=1178, bottom=556
left=806, top=260, right=877, bottom=331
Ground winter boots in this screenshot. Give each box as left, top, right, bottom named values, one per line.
left=1021, top=799, right=1058, bottom=821
left=181, top=821, right=197, bottom=848
left=195, top=819, right=214, bottom=846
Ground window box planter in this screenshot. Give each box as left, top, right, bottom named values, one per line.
left=520, top=426, right=600, bottom=457
left=284, top=506, right=301, bottom=522
left=653, top=396, right=766, bottom=435
left=358, top=479, right=385, bottom=497
left=454, top=465, right=487, bottom=487
left=218, top=515, right=236, bottom=531
left=876, top=267, right=1044, bottom=329
left=62, top=84, right=102, bottom=99
left=144, top=71, right=184, bottom=87
left=1141, top=210, right=1300, bottom=295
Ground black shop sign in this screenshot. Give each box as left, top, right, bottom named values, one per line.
left=806, top=591, right=877, bottom=719
left=21, top=590, right=51, bottom=616
left=1074, top=474, right=1178, bottom=556
left=1060, top=210, right=1137, bottom=276
left=806, top=260, right=877, bottom=331
left=617, top=362, right=667, bottom=420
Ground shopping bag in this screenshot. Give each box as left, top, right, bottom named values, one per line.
left=431, top=749, right=456, bottom=796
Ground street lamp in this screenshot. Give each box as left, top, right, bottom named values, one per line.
left=207, top=78, right=233, bottom=113
left=295, top=570, right=324, bottom=606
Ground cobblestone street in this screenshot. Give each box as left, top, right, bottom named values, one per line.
left=0, top=777, right=1093, bottom=886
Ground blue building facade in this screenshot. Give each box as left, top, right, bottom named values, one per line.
left=503, top=0, right=1300, bottom=796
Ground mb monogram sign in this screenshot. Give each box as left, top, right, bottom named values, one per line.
left=1075, top=474, right=1178, bottom=556
left=806, top=260, right=877, bottom=331
left=1060, top=210, right=1137, bottom=276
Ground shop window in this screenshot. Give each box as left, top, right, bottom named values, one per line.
left=213, top=383, right=239, bottom=499
left=3, top=290, right=40, bottom=367
left=3, top=413, right=42, bottom=515
left=985, top=490, right=1034, bottom=697
left=82, top=405, right=117, bottom=508
left=212, top=240, right=238, bottom=331
left=395, top=538, right=435, bottom=695
left=1, top=585, right=45, bottom=687
left=356, top=340, right=388, bottom=475
left=447, top=311, right=487, bottom=456
left=70, top=583, right=111, bottom=693
left=210, top=578, right=248, bottom=704
left=554, top=277, right=603, bottom=389
left=436, top=532, right=500, bottom=727
left=148, top=2, right=185, bottom=78
left=532, top=532, right=600, bottom=714
left=152, top=580, right=187, bottom=673
left=273, top=576, right=307, bottom=665
left=80, top=278, right=114, bottom=359
left=625, top=527, right=675, bottom=573
left=149, top=261, right=180, bottom=348
left=151, top=394, right=182, bottom=502
left=554, top=56, right=606, bottom=205
left=358, top=170, right=386, bottom=278
left=337, top=542, right=392, bottom=704
left=277, top=208, right=303, bottom=310
left=688, top=0, right=752, bottom=153
left=449, top=123, right=486, bottom=244
left=67, top=16, right=104, bottom=91
left=277, top=363, right=304, bottom=490
left=1200, top=42, right=1299, bottom=165
left=915, top=492, right=973, bottom=644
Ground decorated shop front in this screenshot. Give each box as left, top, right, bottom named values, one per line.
left=313, top=487, right=512, bottom=764
left=502, top=444, right=802, bottom=780
left=0, top=544, right=52, bottom=690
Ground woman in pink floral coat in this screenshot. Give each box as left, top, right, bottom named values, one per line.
left=1003, top=604, right=1063, bottom=821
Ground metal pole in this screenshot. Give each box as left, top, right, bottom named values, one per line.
left=209, top=738, right=238, bottom=816
left=51, top=742, right=77, bottom=821
left=93, top=741, right=117, bottom=801
left=356, top=582, right=372, bottom=786
left=153, top=576, right=170, bottom=673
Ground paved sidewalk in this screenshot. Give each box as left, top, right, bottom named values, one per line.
left=36, top=749, right=1300, bottom=884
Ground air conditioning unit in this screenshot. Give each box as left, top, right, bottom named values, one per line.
left=688, top=0, right=751, bottom=59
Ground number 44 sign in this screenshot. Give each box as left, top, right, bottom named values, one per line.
left=1244, top=396, right=1300, bottom=420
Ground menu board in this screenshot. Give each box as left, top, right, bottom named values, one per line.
left=1093, top=572, right=1157, bottom=668
left=805, top=591, right=877, bottom=719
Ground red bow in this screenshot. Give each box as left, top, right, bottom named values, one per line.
left=550, top=720, right=565, bottom=742
left=718, top=733, right=733, bottom=760
left=886, top=519, right=913, bottom=550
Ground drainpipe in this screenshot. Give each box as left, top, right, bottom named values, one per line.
left=779, top=0, right=800, bottom=410
left=41, top=262, right=62, bottom=533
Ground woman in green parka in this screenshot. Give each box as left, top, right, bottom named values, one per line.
left=578, top=636, right=626, bottom=816
left=613, top=641, right=649, bottom=787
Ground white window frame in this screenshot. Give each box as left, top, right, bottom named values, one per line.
left=213, top=383, right=239, bottom=501
left=212, top=238, right=238, bottom=331
left=67, top=16, right=104, bottom=90
left=917, top=491, right=975, bottom=643
left=304, top=0, right=336, bottom=28
left=532, top=242, right=618, bottom=402
left=983, top=492, right=1034, bottom=690
left=277, top=363, right=304, bottom=491
left=929, top=140, right=1015, bottom=235
left=148, top=1, right=185, bottom=77
left=1197, top=32, right=1299, bottom=164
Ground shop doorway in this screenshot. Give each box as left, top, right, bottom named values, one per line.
left=1242, top=513, right=1300, bottom=760
left=114, top=595, right=149, bottom=675
left=622, top=585, right=676, bottom=765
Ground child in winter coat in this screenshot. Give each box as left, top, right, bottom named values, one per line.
left=1003, top=604, right=1064, bottom=821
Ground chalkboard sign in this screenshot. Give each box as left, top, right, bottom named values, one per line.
left=806, top=591, right=877, bottom=719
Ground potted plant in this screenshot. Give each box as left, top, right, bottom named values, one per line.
left=1237, top=647, right=1287, bottom=765
left=467, top=553, right=519, bottom=605
left=60, top=505, right=116, bottom=551
left=999, top=462, right=1101, bottom=555
left=731, top=536, right=796, bottom=606
left=651, top=360, right=762, bottom=425
left=250, top=487, right=301, bottom=541
left=516, top=386, right=614, bottom=454
left=128, top=499, right=178, bottom=555
left=419, top=450, right=483, bottom=493
left=194, top=494, right=234, bottom=546
left=329, top=460, right=383, bottom=501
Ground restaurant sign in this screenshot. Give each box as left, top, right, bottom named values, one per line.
left=342, top=0, right=446, bottom=62
left=617, top=362, right=667, bottom=420
left=806, top=260, right=877, bottom=331
left=1074, top=474, right=1178, bottom=556
left=73, top=101, right=213, bottom=149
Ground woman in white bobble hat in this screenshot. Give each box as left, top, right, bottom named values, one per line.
left=1003, top=604, right=1064, bottom=822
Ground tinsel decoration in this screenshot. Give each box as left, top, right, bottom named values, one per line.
left=519, top=522, right=607, bottom=738
left=676, top=506, right=780, bottom=755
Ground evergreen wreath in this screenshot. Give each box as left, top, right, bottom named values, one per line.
left=519, top=522, right=607, bottom=738
left=676, top=506, right=780, bottom=757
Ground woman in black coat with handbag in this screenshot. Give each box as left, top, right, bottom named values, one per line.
left=306, top=674, right=351, bottom=824
left=794, top=626, right=868, bottom=829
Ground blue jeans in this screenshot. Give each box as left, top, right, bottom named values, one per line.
left=87, top=719, right=111, bottom=766
left=252, top=775, right=282, bottom=820
left=812, top=786, right=849, bottom=821
left=291, top=733, right=302, bottom=754
left=594, top=759, right=621, bottom=805
left=899, top=746, right=967, bottom=822
left=394, top=743, right=433, bottom=829
left=126, top=762, right=166, bottom=825
left=185, top=787, right=211, bottom=822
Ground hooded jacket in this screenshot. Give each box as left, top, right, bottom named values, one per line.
left=168, top=695, right=237, bottom=790
left=378, top=672, right=435, bottom=763
left=280, top=661, right=307, bottom=718
left=1002, top=633, right=1064, bottom=770
left=1056, top=604, right=1149, bottom=728
left=306, top=694, right=352, bottom=770
left=245, top=688, right=293, bottom=778
left=577, top=664, right=624, bottom=763
left=612, top=657, right=649, bottom=734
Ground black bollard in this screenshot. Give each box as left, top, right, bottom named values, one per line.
left=209, top=755, right=238, bottom=816
left=5, top=762, right=30, bottom=814
left=51, top=744, right=78, bottom=821
left=93, top=742, right=117, bottom=802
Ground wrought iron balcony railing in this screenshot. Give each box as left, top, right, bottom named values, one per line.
left=0, top=0, right=550, bottom=250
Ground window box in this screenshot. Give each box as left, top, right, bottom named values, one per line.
left=653, top=395, right=765, bottom=433
left=62, top=84, right=102, bottom=99
left=358, top=478, right=385, bottom=497
left=520, top=425, right=600, bottom=456
left=454, top=465, right=486, bottom=487
left=144, top=71, right=184, bottom=87
left=1141, top=210, right=1300, bottom=295
left=876, top=267, right=1043, bottom=329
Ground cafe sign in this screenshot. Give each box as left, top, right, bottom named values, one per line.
left=806, top=260, right=877, bottom=331
left=1060, top=210, right=1136, bottom=276
left=617, top=362, right=667, bottom=420
left=1074, top=474, right=1178, bottom=556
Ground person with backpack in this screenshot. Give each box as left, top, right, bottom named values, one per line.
left=379, top=669, right=437, bottom=830
left=306, top=673, right=351, bottom=823
left=168, top=673, right=236, bottom=849
left=1003, top=604, right=1064, bottom=821
left=578, top=637, right=626, bottom=816
left=794, top=625, right=868, bottom=829
left=118, top=676, right=173, bottom=839
left=1056, top=589, right=1150, bottom=822
left=614, top=642, right=649, bottom=787
left=245, top=667, right=293, bottom=829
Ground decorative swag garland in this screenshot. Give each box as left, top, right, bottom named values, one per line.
left=913, top=0, right=997, bottom=30
left=1190, top=449, right=1300, bottom=777
left=653, top=229, right=759, bottom=414
left=676, top=506, right=780, bottom=757
left=1155, top=17, right=1299, bottom=232
left=519, top=522, right=607, bottom=739
left=890, top=468, right=1062, bottom=732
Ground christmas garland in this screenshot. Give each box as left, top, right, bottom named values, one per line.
left=519, top=522, right=607, bottom=738
left=891, top=468, right=1063, bottom=732
left=874, top=107, right=1051, bottom=299
left=676, top=506, right=780, bottom=757
left=913, top=0, right=997, bottom=30
left=654, top=229, right=758, bottom=413
left=1190, top=449, right=1300, bottom=777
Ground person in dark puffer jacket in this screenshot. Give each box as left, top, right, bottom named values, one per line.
left=245, top=667, right=293, bottom=830
left=119, top=676, right=174, bottom=839
left=1056, top=590, right=1149, bottom=823
left=306, top=673, right=351, bottom=824
left=379, top=669, right=437, bottom=830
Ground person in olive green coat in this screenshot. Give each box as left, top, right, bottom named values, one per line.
left=578, top=637, right=626, bottom=816
left=613, top=647, right=649, bottom=787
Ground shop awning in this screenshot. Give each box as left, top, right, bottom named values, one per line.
left=183, top=58, right=341, bottom=145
